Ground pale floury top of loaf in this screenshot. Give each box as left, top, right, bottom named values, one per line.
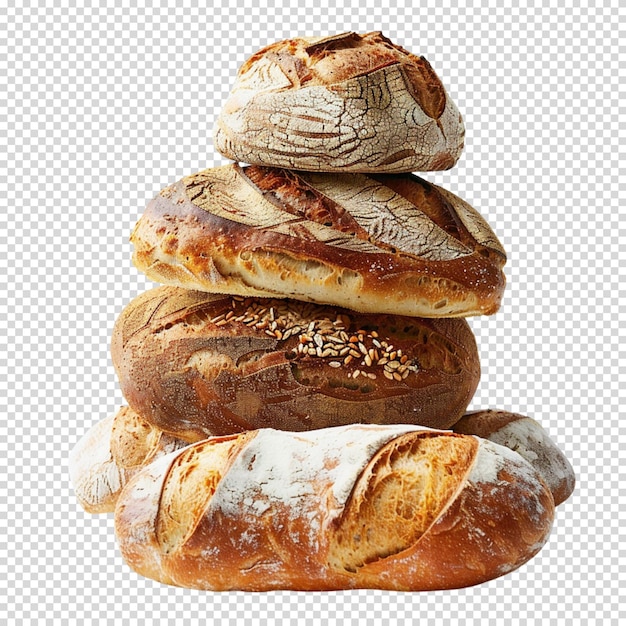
left=214, top=32, right=465, bottom=173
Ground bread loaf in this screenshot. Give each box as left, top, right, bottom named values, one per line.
left=114, top=424, right=555, bottom=591
left=111, top=286, right=481, bottom=440
left=452, top=409, right=575, bottom=506
left=69, top=406, right=188, bottom=513
left=214, top=32, right=465, bottom=173
left=131, top=163, right=506, bottom=318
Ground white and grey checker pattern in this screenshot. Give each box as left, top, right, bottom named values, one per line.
left=1, top=0, right=623, bottom=623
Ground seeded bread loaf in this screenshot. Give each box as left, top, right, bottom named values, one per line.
left=214, top=32, right=465, bottom=173
left=452, top=409, right=575, bottom=506
left=111, top=286, right=481, bottom=440
left=114, top=424, right=555, bottom=591
left=131, top=163, right=506, bottom=318
left=69, top=406, right=188, bottom=513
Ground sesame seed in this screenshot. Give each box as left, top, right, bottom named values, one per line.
left=364, top=354, right=373, bottom=367
left=358, top=342, right=368, bottom=355
left=372, top=339, right=382, bottom=348
left=383, top=370, right=394, bottom=380
left=353, top=369, right=361, bottom=378
left=366, top=372, right=377, bottom=380
left=313, top=334, right=324, bottom=348
left=325, top=334, right=344, bottom=344
left=349, top=349, right=361, bottom=359
left=344, top=355, right=353, bottom=365
left=402, top=369, right=410, bottom=379
left=329, top=361, right=342, bottom=368
left=393, top=372, right=403, bottom=381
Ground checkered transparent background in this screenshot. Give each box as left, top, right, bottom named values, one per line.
left=1, top=0, right=624, bottom=624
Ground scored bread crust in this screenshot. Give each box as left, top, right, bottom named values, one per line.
left=130, top=163, right=506, bottom=319
left=69, top=406, right=188, bottom=514
left=452, top=409, right=576, bottom=506
left=111, top=286, right=481, bottom=440
left=214, top=31, right=465, bottom=173
left=114, top=424, right=555, bottom=591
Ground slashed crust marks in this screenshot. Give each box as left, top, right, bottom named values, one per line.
left=214, top=32, right=464, bottom=173
left=132, top=164, right=506, bottom=317
left=182, top=164, right=490, bottom=263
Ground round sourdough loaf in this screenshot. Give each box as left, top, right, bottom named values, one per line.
left=130, top=163, right=506, bottom=318
left=111, top=286, right=481, bottom=440
left=214, top=31, right=465, bottom=173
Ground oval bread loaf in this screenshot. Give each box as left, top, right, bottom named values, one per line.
left=131, top=163, right=506, bottom=318
left=214, top=32, right=465, bottom=173
left=69, top=406, right=188, bottom=513
left=111, top=286, right=481, bottom=440
left=114, top=424, right=555, bottom=591
left=452, top=409, right=575, bottom=506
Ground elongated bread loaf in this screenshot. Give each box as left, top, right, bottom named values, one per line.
left=131, top=163, right=506, bottom=318
left=452, top=409, right=575, bottom=506
left=70, top=407, right=572, bottom=514
left=114, top=424, right=555, bottom=591
left=111, top=286, right=481, bottom=440
left=214, top=32, right=465, bottom=173
left=69, top=406, right=188, bottom=513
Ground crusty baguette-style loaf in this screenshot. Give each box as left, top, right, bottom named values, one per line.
left=111, top=286, right=481, bottom=440
left=114, top=424, right=555, bottom=591
left=131, top=163, right=506, bottom=318
left=69, top=406, right=188, bottom=513
left=214, top=32, right=465, bottom=173
left=452, top=409, right=575, bottom=506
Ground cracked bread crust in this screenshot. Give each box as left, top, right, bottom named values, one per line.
left=214, top=32, right=465, bottom=173
left=130, top=164, right=506, bottom=319
left=110, top=285, right=481, bottom=440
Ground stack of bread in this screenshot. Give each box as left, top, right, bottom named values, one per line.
left=70, top=32, right=574, bottom=592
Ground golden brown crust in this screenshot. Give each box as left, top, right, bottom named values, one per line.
left=114, top=425, right=555, bottom=591
left=453, top=409, right=576, bottom=505
left=111, top=286, right=481, bottom=439
left=130, top=164, right=506, bottom=318
left=214, top=32, right=465, bottom=173
left=69, top=407, right=189, bottom=514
